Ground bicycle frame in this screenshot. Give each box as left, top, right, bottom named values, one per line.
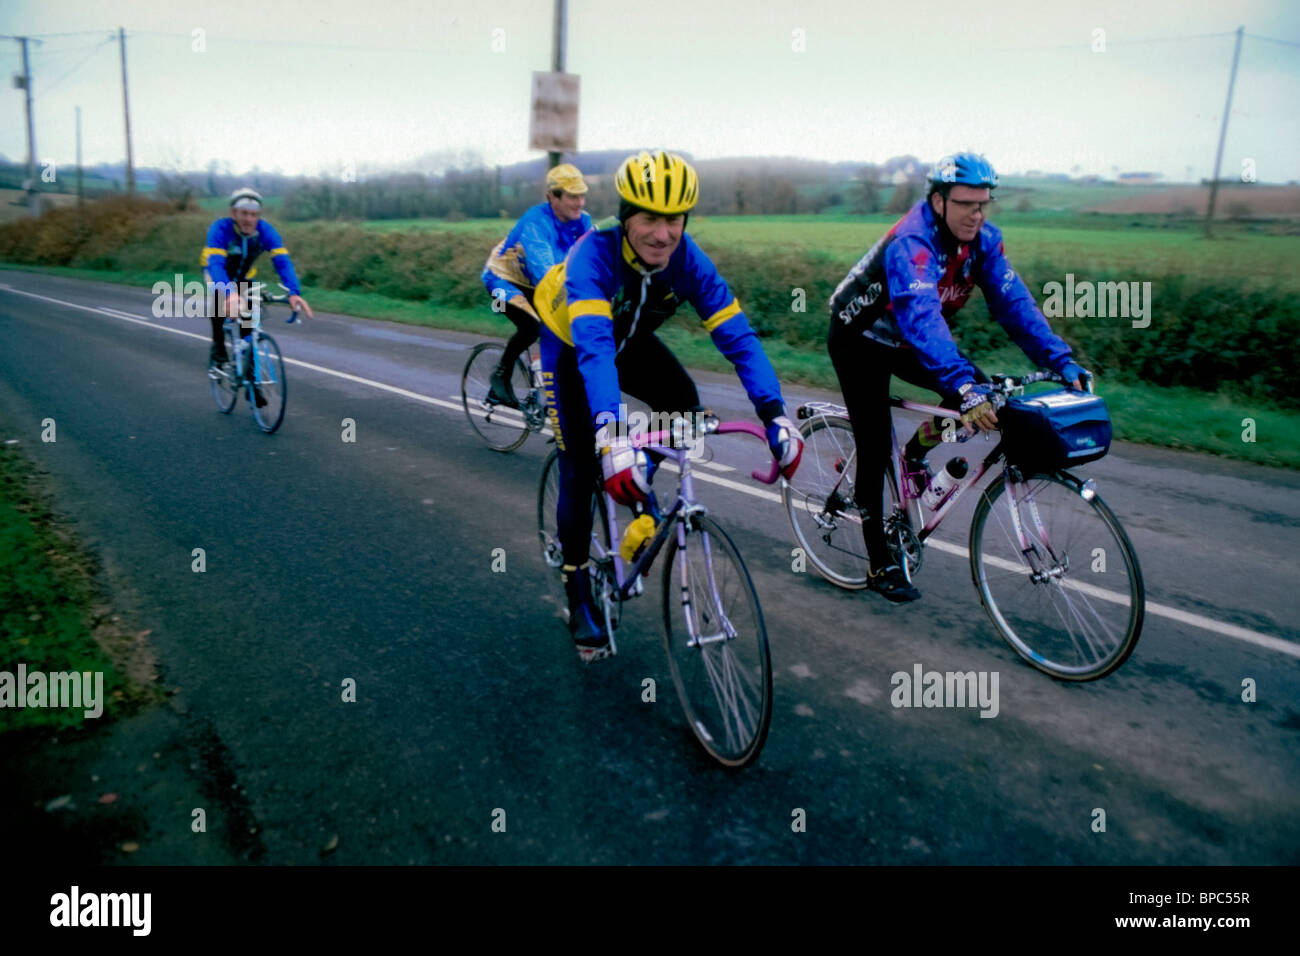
left=598, top=421, right=780, bottom=600
left=801, top=384, right=1067, bottom=563
left=886, top=395, right=1005, bottom=542
left=222, top=282, right=288, bottom=393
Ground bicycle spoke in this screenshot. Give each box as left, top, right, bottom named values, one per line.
left=782, top=416, right=869, bottom=588
left=971, top=472, right=1143, bottom=680
left=663, top=516, right=771, bottom=766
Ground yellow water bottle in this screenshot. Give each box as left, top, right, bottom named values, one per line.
left=620, top=514, right=656, bottom=563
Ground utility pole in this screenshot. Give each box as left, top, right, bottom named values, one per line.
left=76, top=105, right=84, bottom=211
left=119, top=27, right=135, bottom=194
left=1205, top=25, right=1244, bottom=237
left=15, top=37, right=39, bottom=216
left=548, top=0, right=567, bottom=170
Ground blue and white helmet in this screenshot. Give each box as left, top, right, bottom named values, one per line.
left=927, top=153, right=998, bottom=190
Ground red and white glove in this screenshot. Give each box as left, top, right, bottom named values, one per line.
left=596, top=424, right=650, bottom=506
left=766, top=415, right=804, bottom=480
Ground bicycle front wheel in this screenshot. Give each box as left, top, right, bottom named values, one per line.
left=782, top=415, right=869, bottom=588
left=461, top=342, right=531, bottom=453
left=250, top=332, right=287, bottom=433
left=661, top=515, right=772, bottom=768
left=969, top=471, right=1144, bottom=680
left=209, top=325, right=238, bottom=414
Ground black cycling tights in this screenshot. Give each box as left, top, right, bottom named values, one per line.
left=500, top=302, right=540, bottom=374
left=541, top=329, right=701, bottom=569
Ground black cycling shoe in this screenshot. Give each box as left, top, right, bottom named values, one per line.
left=487, top=365, right=520, bottom=409
left=251, top=385, right=268, bottom=408
left=866, top=564, right=922, bottom=604
left=569, top=604, right=612, bottom=661
left=563, top=565, right=612, bottom=661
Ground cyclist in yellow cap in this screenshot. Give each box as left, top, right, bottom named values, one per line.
left=480, top=163, right=592, bottom=406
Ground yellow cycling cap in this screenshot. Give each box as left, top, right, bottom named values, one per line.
left=546, top=163, right=588, bottom=195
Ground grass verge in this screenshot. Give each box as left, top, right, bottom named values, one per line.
left=5, top=262, right=1297, bottom=469
left=0, top=434, right=158, bottom=733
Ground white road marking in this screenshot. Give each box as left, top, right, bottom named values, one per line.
left=5, top=281, right=1295, bottom=659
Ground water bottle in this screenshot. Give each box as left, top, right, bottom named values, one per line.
left=235, top=336, right=249, bottom=374
left=620, top=514, right=657, bottom=563
left=921, top=457, right=968, bottom=510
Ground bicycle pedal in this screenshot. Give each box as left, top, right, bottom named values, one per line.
left=576, top=643, right=615, bottom=663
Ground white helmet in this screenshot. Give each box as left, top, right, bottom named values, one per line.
left=229, top=187, right=263, bottom=210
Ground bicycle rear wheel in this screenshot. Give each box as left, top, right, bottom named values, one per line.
left=250, top=332, right=287, bottom=433
left=661, top=514, right=771, bottom=768
left=969, top=470, right=1144, bottom=680
left=209, top=325, right=238, bottom=413
left=461, top=342, right=532, bottom=453
left=537, top=449, right=615, bottom=633
left=782, top=415, right=869, bottom=588
left=537, top=449, right=570, bottom=621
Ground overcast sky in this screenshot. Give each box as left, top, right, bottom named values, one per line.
left=2, top=0, right=1298, bottom=182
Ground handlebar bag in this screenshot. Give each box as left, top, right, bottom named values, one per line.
left=998, top=389, right=1112, bottom=474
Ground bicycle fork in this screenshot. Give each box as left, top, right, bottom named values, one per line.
left=1004, top=475, right=1067, bottom=583
left=675, top=510, right=738, bottom=649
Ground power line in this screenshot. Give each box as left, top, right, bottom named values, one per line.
left=994, top=30, right=1234, bottom=53
left=5, top=29, right=122, bottom=39
left=32, top=37, right=116, bottom=62
left=1245, top=33, right=1300, bottom=49
left=126, top=28, right=452, bottom=55
left=38, top=35, right=115, bottom=97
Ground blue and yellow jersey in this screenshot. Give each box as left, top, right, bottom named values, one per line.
left=200, top=217, right=302, bottom=296
left=536, top=220, right=785, bottom=425
left=481, top=202, right=593, bottom=298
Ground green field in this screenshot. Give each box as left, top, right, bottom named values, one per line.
left=3, top=195, right=1297, bottom=467
left=354, top=212, right=1300, bottom=288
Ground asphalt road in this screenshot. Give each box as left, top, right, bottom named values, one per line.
left=2, top=268, right=1297, bottom=864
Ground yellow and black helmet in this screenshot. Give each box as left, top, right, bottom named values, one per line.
left=614, top=150, right=699, bottom=216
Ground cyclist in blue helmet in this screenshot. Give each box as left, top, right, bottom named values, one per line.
left=827, top=152, right=1089, bottom=603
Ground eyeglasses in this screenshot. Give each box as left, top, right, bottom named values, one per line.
left=946, top=198, right=996, bottom=214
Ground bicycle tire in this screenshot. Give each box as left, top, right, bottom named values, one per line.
left=209, top=325, right=238, bottom=414
left=537, top=449, right=612, bottom=630
left=969, top=470, right=1144, bottom=681
left=537, top=449, right=570, bottom=621
left=250, top=332, right=287, bottom=434
left=782, top=415, right=869, bottom=589
left=461, top=342, right=532, bottom=453
left=661, top=514, right=772, bottom=768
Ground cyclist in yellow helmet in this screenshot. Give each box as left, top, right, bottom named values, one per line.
left=534, top=149, right=802, bottom=660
